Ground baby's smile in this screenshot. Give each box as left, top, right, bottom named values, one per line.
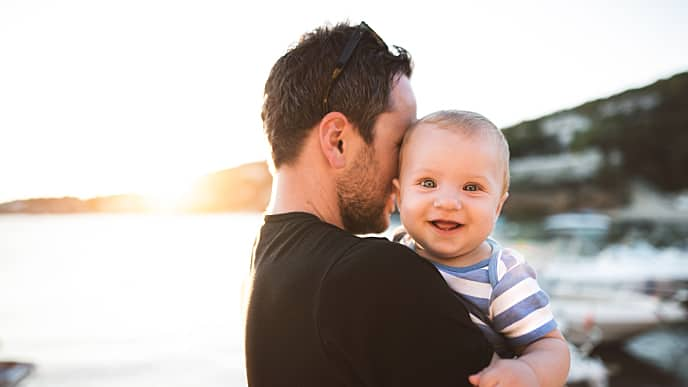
left=430, top=220, right=463, bottom=231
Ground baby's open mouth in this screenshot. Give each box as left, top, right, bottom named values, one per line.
left=430, top=220, right=462, bottom=231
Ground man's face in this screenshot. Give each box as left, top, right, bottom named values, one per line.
left=336, top=75, right=417, bottom=234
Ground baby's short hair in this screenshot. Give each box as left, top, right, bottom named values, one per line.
left=402, top=110, right=510, bottom=194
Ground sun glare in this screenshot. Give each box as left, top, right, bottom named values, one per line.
left=141, top=180, right=197, bottom=212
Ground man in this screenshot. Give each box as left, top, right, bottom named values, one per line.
left=245, top=21, right=493, bottom=386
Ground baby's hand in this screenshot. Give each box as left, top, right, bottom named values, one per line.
left=468, top=357, right=538, bottom=387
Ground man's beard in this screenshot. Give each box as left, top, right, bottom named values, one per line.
left=336, top=146, right=391, bottom=235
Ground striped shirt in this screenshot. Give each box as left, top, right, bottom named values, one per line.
left=396, top=233, right=557, bottom=358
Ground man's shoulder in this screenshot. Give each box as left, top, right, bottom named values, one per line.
left=317, top=238, right=494, bottom=386
left=340, top=236, right=429, bottom=269
left=325, top=236, right=446, bottom=293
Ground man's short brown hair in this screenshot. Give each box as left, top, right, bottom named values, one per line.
left=262, top=22, right=413, bottom=167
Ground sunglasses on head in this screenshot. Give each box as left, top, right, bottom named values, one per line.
left=322, top=21, right=397, bottom=114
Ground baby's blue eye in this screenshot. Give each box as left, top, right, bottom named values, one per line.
left=420, top=179, right=436, bottom=188
left=464, top=184, right=478, bottom=192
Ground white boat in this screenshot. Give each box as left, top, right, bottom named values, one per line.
left=535, top=212, right=688, bottom=303
left=548, top=285, right=685, bottom=345
left=526, top=212, right=688, bottom=345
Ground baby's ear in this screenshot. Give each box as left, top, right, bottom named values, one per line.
left=496, top=191, right=509, bottom=216
left=392, top=178, right=401, bottom=209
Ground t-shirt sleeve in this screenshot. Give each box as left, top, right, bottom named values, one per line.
left=489, top=249, right=557, bottom=348
left=317, top=240, right=493, bottom=387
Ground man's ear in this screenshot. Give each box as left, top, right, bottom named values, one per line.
left=319, top=112, right=349, bottom=169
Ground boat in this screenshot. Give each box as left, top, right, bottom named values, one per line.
left=0, top=362, right=34, bottom=387
left=526, top=212, right=688, bottom=345
left=547, top=285, right=685, bottom=345
left=535, top=212, right=688, bottom=305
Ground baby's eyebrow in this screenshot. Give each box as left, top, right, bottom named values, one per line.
left=463, top=175, right=489, bottom=180
left=406, top=167, right=437, bottom=175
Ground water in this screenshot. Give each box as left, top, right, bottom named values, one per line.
left=1, top=214, right=686, bottom=387
left=0, top=214, right=262, bottom=387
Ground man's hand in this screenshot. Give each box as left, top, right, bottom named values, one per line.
left=468, top=357, right=539, bottom=387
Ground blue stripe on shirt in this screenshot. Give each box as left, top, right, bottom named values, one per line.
left=462, top=293, right=490, bottom=313
left=508, top=319, right=558, bottom=347
left=492, top=291, right=551, bottom=331
left=491, top=262, right=537, bottom=299
left=434, top=259, right=490, bottom=275
left=443, top=267, right=490, bottom=284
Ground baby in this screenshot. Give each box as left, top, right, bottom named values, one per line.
left=393, top=110, right=570, bottom=387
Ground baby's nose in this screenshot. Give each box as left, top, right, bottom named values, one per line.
left=432, top=195, right=461, bottom=210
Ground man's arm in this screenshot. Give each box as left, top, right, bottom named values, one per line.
left=318, top=240, right=493, bottom=387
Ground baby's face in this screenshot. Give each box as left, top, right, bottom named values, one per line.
left=394, top=123, right=508, bottom=262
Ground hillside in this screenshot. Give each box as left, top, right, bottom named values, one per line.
left=0, top=162, right=272, bottom=214
left=501, top=71, right=688, bottom=219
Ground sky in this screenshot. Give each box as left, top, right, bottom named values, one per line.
left=1, top=0, right=686, bottom=203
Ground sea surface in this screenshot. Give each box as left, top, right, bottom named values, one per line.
left=0, top=214, right=686, bottom=387
left=1, top=214, right=260, bottom=387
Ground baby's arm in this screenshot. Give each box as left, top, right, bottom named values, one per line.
left=515, top=328, right=570, bottom=387
left=468, top=329, right=570, bottom=387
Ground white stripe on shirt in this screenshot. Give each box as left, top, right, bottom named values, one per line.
left=491, top=277, right=540, bottom=316
left=439, top=271, right=493, bottom=299
left=501, top=305, right=555, bottom=338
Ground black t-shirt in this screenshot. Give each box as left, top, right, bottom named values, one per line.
left=245, top=212, right=492, bottom=386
